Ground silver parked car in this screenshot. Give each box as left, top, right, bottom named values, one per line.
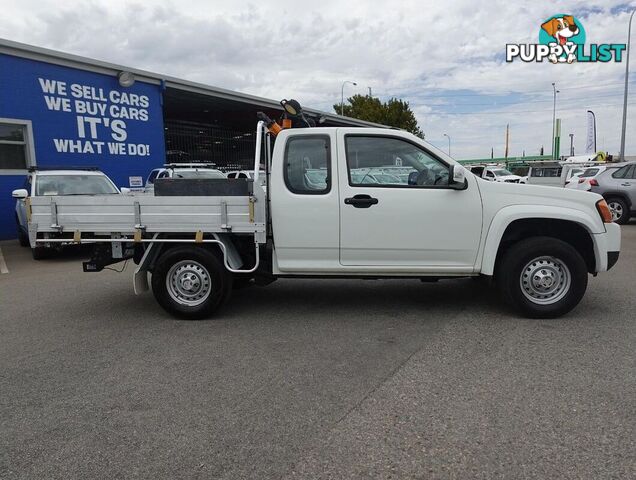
left=588, top=161, right=636, bottom=224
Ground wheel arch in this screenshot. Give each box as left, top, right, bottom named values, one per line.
left=480, top=207, right=601, bottom=276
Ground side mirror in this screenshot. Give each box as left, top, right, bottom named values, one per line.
left=12, top=189, right=28, bottom=199
left=448, top=165, right=468, bottom=190
left=120, top=187, right=131, bottom=194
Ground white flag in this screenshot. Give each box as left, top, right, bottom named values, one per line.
left=585, top=111, right=596, bottom=154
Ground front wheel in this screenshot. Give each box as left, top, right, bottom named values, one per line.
left=497, top=237, right=588, bottom=319
left=151, top=246, right=233, bottom=320
left=606, top=197, right=629, bottom=225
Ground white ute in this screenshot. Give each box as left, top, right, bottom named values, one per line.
left=27, top=120, right=621, bottom=319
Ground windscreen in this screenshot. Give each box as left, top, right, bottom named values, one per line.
left=492, top=168, right=513, bottom=176
left=36, top=175, right=119, bottom=195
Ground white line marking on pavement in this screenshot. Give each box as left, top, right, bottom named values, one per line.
left=0, top=246, right=9, bottom=274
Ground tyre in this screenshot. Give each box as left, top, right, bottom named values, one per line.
left=151, top=246, right=233, bottom=320
left=497, top=237, right=588, bottom=319
left=16, top=218, right=29, bottom=247
left=606, top=197, right=629, bottom=225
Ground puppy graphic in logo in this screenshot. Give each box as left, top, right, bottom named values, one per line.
left=541, top=15, right=580, bottom=63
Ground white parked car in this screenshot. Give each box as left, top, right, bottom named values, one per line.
left=145, top=164, right=226, bottom=192
left=469, top=165, right=522, bottom=183
left=12, top=168, right=120, bottom=259
left=565, top=171, right=584, bottom=189
left=574, top=166, right=612, bottom=191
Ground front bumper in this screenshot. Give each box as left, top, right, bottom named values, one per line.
left=593, top=223, right=621, bottom=272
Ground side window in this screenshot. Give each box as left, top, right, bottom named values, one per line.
left=486, top=171, right=495, bottom=178
left=613, top=166, right=628, bottom=179
left=157, top=171, right=169, bottom=179
left=0, top=122, right=32, bottom=171
left=345, top=136, right=449, bottom=187
left=284, top=136, right=330, bottom=194
left=614, top=164, right=636, bottom=179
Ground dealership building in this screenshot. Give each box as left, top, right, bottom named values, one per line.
left=0, top=39, right=375, bottom=239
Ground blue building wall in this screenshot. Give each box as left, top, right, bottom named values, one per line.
left=0, top=54, right=165, bottom=239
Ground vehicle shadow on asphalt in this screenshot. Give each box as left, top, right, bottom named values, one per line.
left=224, top=277, right=509, bottom=321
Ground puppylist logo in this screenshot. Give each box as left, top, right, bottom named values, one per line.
left=507, top=14, right=626, bottom=64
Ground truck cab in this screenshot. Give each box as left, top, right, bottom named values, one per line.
left=270, top=128, right=480, bottom=273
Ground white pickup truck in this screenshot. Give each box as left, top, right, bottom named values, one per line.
left=25, top=121, right=621, bottom=319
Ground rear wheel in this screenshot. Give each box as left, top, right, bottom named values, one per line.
left=497, top=237, right=588, bottom=318
left=151, top=246, right=232, bottom=320
left=606, top=197, right=629, bottom=225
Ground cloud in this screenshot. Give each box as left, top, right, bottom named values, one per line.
left=1, top=0, right=634, bottom=158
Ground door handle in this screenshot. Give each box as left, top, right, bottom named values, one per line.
left=344, top=194, right=379, bottom=208
left=621, top=183, right=632, bottom=186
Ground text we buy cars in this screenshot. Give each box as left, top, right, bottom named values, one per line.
left=506, top=14, right=626, bottom=63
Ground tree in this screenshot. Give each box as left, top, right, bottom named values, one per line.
left=334, top=94, right=424, bottom=138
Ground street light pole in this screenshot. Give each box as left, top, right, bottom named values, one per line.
left=551, top=82, right=560, bottom=160
left=619, top=8, right=635, bottom=161
left=340, top=80, right=357, bottom=115
left=443, top=133, right=451, bottom=156
left=569, top=133, right=574, bottom=156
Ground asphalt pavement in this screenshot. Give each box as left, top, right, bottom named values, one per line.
left=1, top=225, right=635, bottom=479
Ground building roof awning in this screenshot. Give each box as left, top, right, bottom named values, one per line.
left=0, top=38, right=384, bottom=128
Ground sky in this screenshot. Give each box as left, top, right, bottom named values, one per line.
left=1, top=0, right=635, bottom=159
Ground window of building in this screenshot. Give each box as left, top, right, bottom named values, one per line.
left=284, top=136, right=331, bottom=194
left=0, top=121, right=33, bottom=171
left=345, top=136, right=449, bottom=187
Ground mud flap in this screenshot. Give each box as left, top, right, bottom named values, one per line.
left=133, top=269, right=149, bottom=294
left=133, top=234, right=160, bottom=295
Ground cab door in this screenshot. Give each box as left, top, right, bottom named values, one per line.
left=337, top=130, right=483, bottom=271
left=270, top=131, right=340, bottom=272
